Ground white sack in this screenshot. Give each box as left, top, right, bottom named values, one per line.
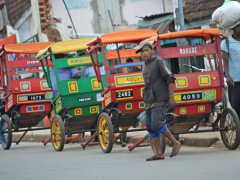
left=212, top=1, right=240, bottom=29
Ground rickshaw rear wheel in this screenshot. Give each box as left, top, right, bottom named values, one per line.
left=0, top=114, right=12, bottom=150
left=220, top=108, right=240, bottom=150
left=120, top=131, right=127, bottom=147
left=97, top=112, right=114, bottom=153
left=51, top=115, right=65, bottom=151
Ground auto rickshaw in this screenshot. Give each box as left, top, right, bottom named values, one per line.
left=87, top=29, right=167, bottom=153
left=158, top=29, right=240, bottom=149
left=0, top=41, right=52, bottom=150
left=131, top=29, right=240, bottom=150
left=36, top=38, right=107, bottom=151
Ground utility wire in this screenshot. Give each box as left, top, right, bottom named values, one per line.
left=62, top=0, right=79, bottom=38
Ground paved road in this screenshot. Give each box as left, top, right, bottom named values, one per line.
left=0, top=142, right=239, bottom=180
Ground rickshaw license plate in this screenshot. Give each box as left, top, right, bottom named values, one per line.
left=116, top=90, right=133, bottom=99
left=28, top=95, right=45, bottom=101
left=181, top=92, right=202, bottom=101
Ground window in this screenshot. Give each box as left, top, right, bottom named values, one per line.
left=64, top=0, right=88, bottom=9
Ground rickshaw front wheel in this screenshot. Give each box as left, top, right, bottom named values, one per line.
left=51, top=115, right=65, bottom=151
left=97, top=112, right=114, bottom=153
left=0, top=114, right=12, bottom=150
left=220, top=108, right=240, bottom=150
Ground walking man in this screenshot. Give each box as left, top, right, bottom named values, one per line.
left=136, top=40, right=181, bottom=161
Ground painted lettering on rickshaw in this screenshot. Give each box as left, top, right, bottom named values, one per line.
left=115, top=74, right=144, bottom=86
left=55, top=97, right=62, bottom=113
left=26, top=61, right=39, bottom=66
left=116, top=89, right=133, bottom=99
left=68, top=57, right=91, bottom=65
left=28, top=95, right=44, bottom=101
left=126, top=76, right=144, bottom=82
left=78, top=97, right=92, bottom=102
left=179, top=47, right=197, bottom=55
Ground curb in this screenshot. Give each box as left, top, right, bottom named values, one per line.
left=180, top=137, right=220, bottom=147
left=12, top=133, right=222, bottom=148
left=128, top=135, right=221, bottom=147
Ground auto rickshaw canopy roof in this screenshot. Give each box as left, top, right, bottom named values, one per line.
left=36, top=37, right=94, bottom=59
left=87, top=29, right=158, bottom=46
left=159, top=28, right=221, bottom=40
left=3, top=42, right=52, bottom=54
left=0, top=34, right=17, bottom=45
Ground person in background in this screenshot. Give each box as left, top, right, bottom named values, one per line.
left=81, top=64, right=105, bottom=77
left=81, top=64, right=105, bottom=142
left=136, top=40, right=181, bottom=161
left=126, top=57, right=141, bottom=73
left=50, top=67, right=81, bottom=98
left=221, top=23, right=240, bottom=119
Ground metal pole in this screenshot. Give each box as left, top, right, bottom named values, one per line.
left=178, top=0, right=185, bottom=30
left=162, top=0, right=166, bottom=13
left=62, top=0, right=78, bottom=38
left=172, top=0, right=189, bottom=73
left=107, top=10, right=114, bottom=31
left=172, top=0, right=185, bottom=31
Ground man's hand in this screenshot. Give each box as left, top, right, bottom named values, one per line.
left=226, top=75, right=234, bottom=87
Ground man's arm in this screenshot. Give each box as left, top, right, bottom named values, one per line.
left=71, top=67, right=82, bottom=79
left=158, top=59, right=176, bottom=110
left=222, top=51, right=234, bottom=87
left=168, top=82, right=176, bottom=111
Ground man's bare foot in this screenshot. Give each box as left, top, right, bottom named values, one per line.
left=146, top=154, right=165, bottom=161
left=170, top=142, right=181, bottom=157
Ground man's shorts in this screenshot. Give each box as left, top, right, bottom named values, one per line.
left=145, top=105, right=166, bottom=132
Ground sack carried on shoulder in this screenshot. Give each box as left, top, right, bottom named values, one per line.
left=212, top=1, right=240, bottom=29
left=137, top=110, right=147, bottom=125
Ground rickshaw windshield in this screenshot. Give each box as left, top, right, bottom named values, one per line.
left=8, top=53, right=44, bottom=80
left=158, top=36, right=221, bottom=74
left=4, top=42, right=52, bottom=81
left=104, top=43, right=143, bottom=75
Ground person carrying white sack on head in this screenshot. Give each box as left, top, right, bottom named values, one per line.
left=212, top=0, right=240, bottom=119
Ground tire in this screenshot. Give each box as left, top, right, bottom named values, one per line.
left=120, top=131, right=127, bottom=147
left=0, top=114, right=12, bottom=150
left=97, top=112, right=114, bottom=153
left=51, top=115, right=65, bottom=151
left=220, top=108, right=240, bottom=150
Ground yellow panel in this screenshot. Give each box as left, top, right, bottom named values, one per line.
left=104, top=91, right=111, bottom=107
left=55, top=97, right=62, bottom=113
left=40, top=80, right=49, bottom=90
left=19, top=96, right=28, bottom=102
left=140, top=87, right=144, bottom=98
left=20, top=82, right=31, bottom=91
left=198, top=75, right=211, bottom=86
left=180, top=107, right=187, bottom=115
left=67, top=56, right=91, bottom=66
left=174, top=94, right=181, bottom=101
left=90, top=106, right=99, bottom=113
left=91, top=79, right=102, bottom=90
left=176, top=77, right=188, bottom=88
left=75, top=108, right=82, bottom=115
left=198, top=105, right=205, bottom=112
left=114, top=73, right=144, bottom=87
left=68, top=81, right=79, bottom=93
